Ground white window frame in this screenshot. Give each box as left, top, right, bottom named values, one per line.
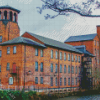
left=60, top=52, right=62, bottom=60
left=75, top=55, right=77, bottom=62
left=0, top=50, right=1, bottom=57
left=35, top=48, right=38, bottom=56
left=78, top=56, right=80, bottom=63
left=9, top=77, right=13, bottom=85
left=7, top=63, right=10, bottom=70
left=40, top=49, right=43, bottom=57
left=72, top=54, right=74, bottom=61
left=0, top=36, right=2, bottom=42
left=64, top=53, right=66, bottom=60
left=7, top=47, right=10, bottom=54
left=56, top=51, right=58, bottom=59
left=13, top=46, right=16, bottom=54
left=68, top=54, right=70, bottom=61
left=51, top=50, right=53, bottom=58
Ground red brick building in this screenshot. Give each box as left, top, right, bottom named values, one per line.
left=0, top=5, right=96, bottom=90
left=65, top=28, right=100, bottom=86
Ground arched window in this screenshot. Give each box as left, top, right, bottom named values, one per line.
left=4, top=11, right=7, bottom=20
left=14, top=13, right=16, bottom=22
left=9, top=11, right=12, bottom=21
left=9, top=77, right=13, bottom=85
left=0, top=11, right=1, bottom=20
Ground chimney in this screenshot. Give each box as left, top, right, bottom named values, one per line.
left=97, top=25, right=100, bottom=38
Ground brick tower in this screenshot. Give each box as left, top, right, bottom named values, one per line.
left=0, top=5, right=20, bottom=86
left=0, top=5, right=20, bottom=43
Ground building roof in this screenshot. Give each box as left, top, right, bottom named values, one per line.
left=65, top=33, right=97, bottom=42
left=0, top=5, right=20, bottom=13
left=0, top=36, right=46, bottom=48
left=74, top=45, right=94, bottom=57
left=22, top=32, right=82, bottom=54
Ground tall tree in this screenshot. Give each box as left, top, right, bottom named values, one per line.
left=37, top=0, right=100, bottom=19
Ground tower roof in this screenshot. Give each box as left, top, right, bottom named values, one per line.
left=65, top=33, right=97, bottom=42
left=0, top=5, right=20, bottom=13
left=22, top=32, right=82, bottom=54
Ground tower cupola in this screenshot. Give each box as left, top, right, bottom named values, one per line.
left=0, top=5, right=20, bottom=23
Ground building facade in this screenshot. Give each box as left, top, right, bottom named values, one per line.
left=65, top=29, right=100, bottom=86
left=0, top=5, right=96, bottom=90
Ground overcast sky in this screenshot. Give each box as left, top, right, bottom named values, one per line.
left=1, top=0, right=100, bottom=42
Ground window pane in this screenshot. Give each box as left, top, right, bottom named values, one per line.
left=40, top=63, right=43, bottom=72
left=13, top=46, right=16, bottom=54
left=7, top=47, right=10, bottom=54
left=55, top=77, right=57, bottom=86
left=72, top=54, right=74, bottom=61
left=60, top=52, right=62, bottom=60
left=0, top=50, right=1, bottom=57
left=68, top=78, right=70, bottom=85
left=51, top=77, right=53, bottom=86
left=75, top=66, right=77, bottom=74
left=56, top=51, right=58, bottom=59
left=68, top=54, right=70, bottom=61
left=41, top=50, right=43, bottom=57
left=72, top=78, right=74, bottom=85
left=35, top=62, right=38, bottom=71
left=72, top=66, right=74, bottom=74
left=9, top=77, right=13, bottom=85
left=51, top=63, right=53, bottom=72
left=51, top=50, right=53, bottom=58
left=0, top=65, right=1, bottom=72
left=64, top=53, right=66, bottom=60
left=75, top=55, right=77, bottom=62
left=68, top=65, right=70, bottom=73
left=35, top=48, right=38, bottom=56
left=7, top=63, right=10, bottom=70
left=35, top=77, right=38, bottom=84
left=0, top=36, right=2, bottom=42
left=78, top=56, right=80, bottom=63
left=64, top=78, right=66, bottom=86
left=64, top=65, right=66, bottom=73
left=76, top=78, right=77, bottom=85
left=60, top=78, right=62, bottom=86
left=60, top=64, right=62, bottom=73
left=55, top=64, right=57, bottom=73
left=40, top=77, right=43, bottom=84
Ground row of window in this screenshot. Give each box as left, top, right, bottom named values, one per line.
left=0, top=46, right=16, bottom=57
left=51, top=64, right=80, bottom=74
left=35, top=49, right=43, bottom=57
left=35, top=77, right=78, bottom=86
left=94, top=40, right=99, bottom=46
left=35, top=77, right=43, bottom=84
left=9, top=77, right=78, bottom=85
left=35, top=49, right=81, bottom=63
left=51, top=50, right=80, bottom=62
left=35, top=62, right=80, bottom=74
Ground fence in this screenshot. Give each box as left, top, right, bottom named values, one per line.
left=0, top=84, right=79, bottom=93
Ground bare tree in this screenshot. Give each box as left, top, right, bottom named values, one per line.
left=37, top=0, right=100, bottom=19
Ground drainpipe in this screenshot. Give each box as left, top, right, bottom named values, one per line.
left=71, top=53, right=72, bottom=91
left=24, top=45, right=26, bottom=91
left=58, top=49, right=59, bottom=89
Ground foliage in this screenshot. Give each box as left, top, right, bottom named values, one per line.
left=37, top=0, right=100, bottom=19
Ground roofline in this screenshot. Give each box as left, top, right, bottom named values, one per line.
left=65, top=33, right=97, bottom=42
left=0, top=43, right=46, bottom=48
left=22, top=32, right=83, bottom=54
left=45, top=44, right=82, bottom=54
left=65, top=39, right=94, bottom=43
left=0, top=6, right=20, bottom=13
